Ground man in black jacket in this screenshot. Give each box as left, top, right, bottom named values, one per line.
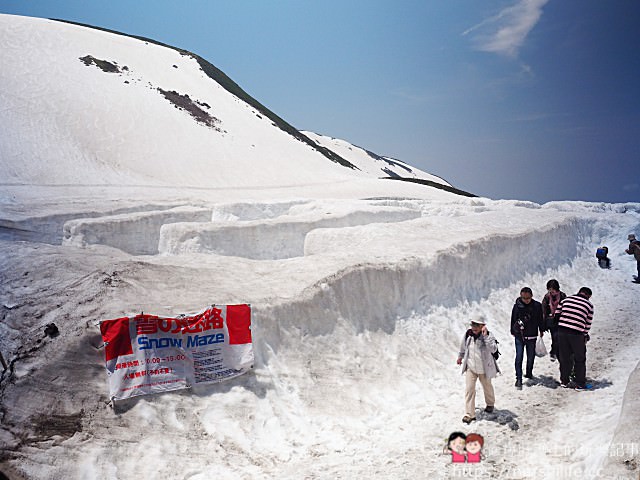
left=510, top=287, right=544, bottom=389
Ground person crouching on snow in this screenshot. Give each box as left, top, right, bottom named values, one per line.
left=457, top=315, right=500, bottom=425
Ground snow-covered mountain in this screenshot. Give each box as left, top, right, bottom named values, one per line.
left=0, top=14, right=459, bottom=196
left=303, top=131, right=452, bottom=185
left=1, top=13, right=640, bottom=480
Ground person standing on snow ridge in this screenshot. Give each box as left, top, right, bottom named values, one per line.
left=625, top=234, right=640, bottom=282
left=457, top=315, right=500, bottom=425
left=510, top=287, right=544, bottom=389
left=556, top=287, right=594, bottom=391
left=541, top=279, right=567, bottom=362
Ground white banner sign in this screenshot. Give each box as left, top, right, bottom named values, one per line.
left=99, top=305, right=253, bottom=400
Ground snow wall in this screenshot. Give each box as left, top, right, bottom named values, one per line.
left=252, top=216, right=591, bottom=356
left=158, top=207, right=421, bottom=259
left=63, top=206, right=211, bottom=255
left=0, top=203, right=189, bottom=245
left=602, top=359, right=640, bottom=476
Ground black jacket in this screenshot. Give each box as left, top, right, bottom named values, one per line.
left=510, top=297, right=543, bottom=338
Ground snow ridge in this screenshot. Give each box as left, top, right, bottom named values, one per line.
left=255, top=215, right=588, bottom=352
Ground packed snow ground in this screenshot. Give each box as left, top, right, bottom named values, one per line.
left=1, top=194, right=640, bottom=480
left=1, top=13, right=640, bottom=480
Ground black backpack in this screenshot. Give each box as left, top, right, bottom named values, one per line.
left=492, top=341, right=501, bottom=360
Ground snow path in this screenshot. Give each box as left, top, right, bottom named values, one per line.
left=248, top=259, right=640, bottom=480
left=1, top=201, right=639, bottom=479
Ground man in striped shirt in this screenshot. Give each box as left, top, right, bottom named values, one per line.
left=556, top=287, right=594, bottom=390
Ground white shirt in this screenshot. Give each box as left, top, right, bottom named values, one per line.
left=467, top=336, right=485, bottom=375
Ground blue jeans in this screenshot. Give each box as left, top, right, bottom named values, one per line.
left=514, top=336, right=536, bottom=381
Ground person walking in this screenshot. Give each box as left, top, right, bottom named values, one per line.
left=510, top=287, right=544, bottom=389
left=541, top=279, right=566, bottom=362
left=556, top=287, right=594, bottom=390
left=456, top=315, right=500, bottom=424
left=625, top=234, right=640, bottom=283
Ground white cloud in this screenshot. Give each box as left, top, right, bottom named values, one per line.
left=463, top=0, right=550, bottom=57
left=390, top=88, right=443, bottom=105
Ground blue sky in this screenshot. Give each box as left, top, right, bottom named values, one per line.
left=1, top=0, right=638, bottom=203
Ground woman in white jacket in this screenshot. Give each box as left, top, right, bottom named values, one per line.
left=456, top=315, right=500, bottom=424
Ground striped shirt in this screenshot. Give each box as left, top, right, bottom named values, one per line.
left=556, top=294, right=593, bottom=334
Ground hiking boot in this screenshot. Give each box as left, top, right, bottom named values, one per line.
left=462, top=415, right=476, bottom=424
left=484, top=406, right=494, bottom=413
left=515, top=379, right=522, bottom=389
left=524, top=373, right=533, bottom=379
